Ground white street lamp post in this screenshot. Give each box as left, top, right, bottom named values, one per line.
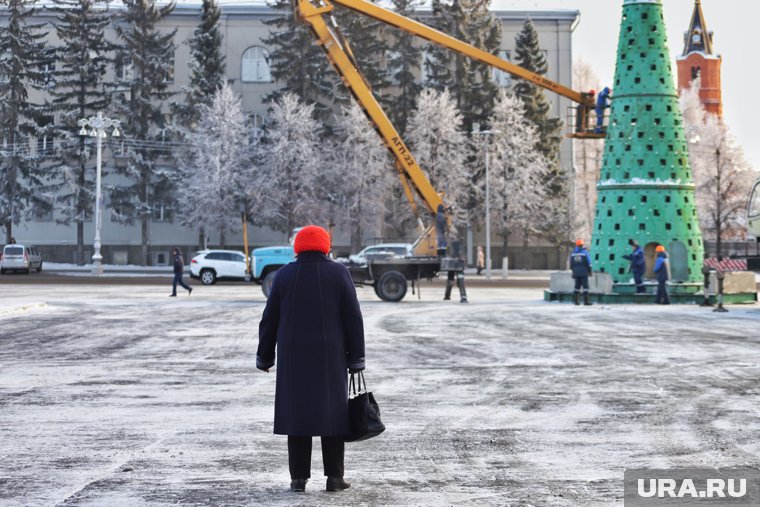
left=472, top=124, right=499, bottom=280
left=78, top=112, right=121, bottom=275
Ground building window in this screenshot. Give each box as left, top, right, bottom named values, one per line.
left=35, top=116, right=54, bottom=157
left=420, top=49, right=434, bottom=83
left=493, top=50, right=512, bottom=88
left=39, top=59, right=56, bottom=88
left=163, top=51, right=175, bottom=83
left=31, top=194, right=54, bottom=222
left=249, top=113, right=264, bottom=141
left=691, top=66, right=701, bottom=81
left=115, top=54, right=133, bottom=81
left=152, top=203, right=173, bottom=222
left=241, top=46, right=271, bottom=83
left=75, top=201, right=93, bottom=223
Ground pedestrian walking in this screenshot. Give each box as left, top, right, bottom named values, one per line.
left=476, top=245, right=485, bottom=275
left=569, top=239, right=593, bottom=306
left=654, top=245, right=671, bottom=304
left=623, top=239, right=646, bottom=293
left=257, top=225, right=366, bottom=493
left=170, top=248, right=192, bottom=297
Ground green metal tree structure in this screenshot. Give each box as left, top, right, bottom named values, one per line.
left=591, top=0, right=704, bottom=289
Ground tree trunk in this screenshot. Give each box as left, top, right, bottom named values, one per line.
left=522, top=233, right=531, bottom=270
left=350, top=223, right=362, bottom=253
left=220, top=228, right=226, bottom=249
left=198, top=227, right=205, bottom=251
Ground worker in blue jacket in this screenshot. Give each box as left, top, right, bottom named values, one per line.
left=623, top=239, right=646, bottom=293
left=653, top=245, right=671, bottom=304
left=569, top=239, right=593, bottom=306
left=595, top=86, right=611, bottom=133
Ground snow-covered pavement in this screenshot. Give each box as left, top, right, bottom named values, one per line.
left=1, top=284, right=759, bottom=506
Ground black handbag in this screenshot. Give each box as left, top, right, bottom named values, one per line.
left=345, top=371, right=385, bottom=442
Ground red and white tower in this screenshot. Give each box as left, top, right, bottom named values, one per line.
left=676, top=0, right=722, bottom=117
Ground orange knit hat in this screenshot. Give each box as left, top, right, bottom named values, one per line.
left=655, top=245, right=665, bottom=253
left=293, top=225, right=331, bottom=255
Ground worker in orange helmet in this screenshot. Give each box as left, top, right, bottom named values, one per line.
left=653, top=244, right=671, bottom=304
left=569, top=239, right=593, bottom=306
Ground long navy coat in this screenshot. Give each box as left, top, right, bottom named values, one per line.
left=256, top=251, right=366, bottom=436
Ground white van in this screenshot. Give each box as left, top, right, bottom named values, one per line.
left=0, top=244, right=43, bottom=274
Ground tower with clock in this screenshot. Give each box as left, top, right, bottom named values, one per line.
left=676, top=0, right=722, bottom=117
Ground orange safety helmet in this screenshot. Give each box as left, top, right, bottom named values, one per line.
left=655, top=245, right=665, bottom=253
left=575, top=239, right=584, bottom=246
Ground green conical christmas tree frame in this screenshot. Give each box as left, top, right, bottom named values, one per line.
left=591, top=0, right=704, bottom=286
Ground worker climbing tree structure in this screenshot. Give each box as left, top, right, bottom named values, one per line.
left=591, top=0, right=704, bottom=289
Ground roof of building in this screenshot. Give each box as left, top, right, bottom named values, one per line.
left=682, top=0, right=714, bottom=56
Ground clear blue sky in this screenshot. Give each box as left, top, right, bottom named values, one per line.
left=491, top=0, right=756, bottom=169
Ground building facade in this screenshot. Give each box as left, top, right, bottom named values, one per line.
left=4, top=2, right=578, bottom=266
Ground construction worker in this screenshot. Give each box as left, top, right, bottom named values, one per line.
left=443, top=239, right=467, bottom=304
left=595, top=86, right=611, bottom=133
left=569, top=239, right=593, bottom=306
left=435, top=204, right=447, bottom=257
left=653, top=245, right=671, bottom=304
left=623, top=239, right=646, bottom=293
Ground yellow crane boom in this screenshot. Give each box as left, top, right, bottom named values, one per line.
left=294, top=0, right=595, bottom=253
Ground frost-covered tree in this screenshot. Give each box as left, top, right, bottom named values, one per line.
left=111, top=0, right=176, bottom=265
left=48, top=0, right=116, bottom=264
left=328, top=103, right=392, bottom=251
left=681, top=83, right=757, bottom=257
left=254, top=93, right=324, bottom=233
left=0, top=0, right=49, bottom=243
left=572, top=57, right=603, bottom=240
left=177, top=83, right=250, bottom=248
left=426, top=0, right=500, bottom=132
left=173, top=0, right=225, bottom=131
left=407, top=89, right=471, bottom=228
left=486, top=89, right=548, bottom=265
left=262, top=0, right=339, bottom=124
left=386, top=0, right=422, bottom=135
left=513, top=18, right=562, bottom=180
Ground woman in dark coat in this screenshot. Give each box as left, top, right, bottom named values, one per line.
left=256, top=225, right=365, bottom=493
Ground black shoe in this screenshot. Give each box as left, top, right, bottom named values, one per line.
left=188, top=287, right=192, bottom=295
left=169, top=294, right=176, bottom=297
left=290, top=479, right=307, bottom=492
left=326, top=476, right=350, bottom=492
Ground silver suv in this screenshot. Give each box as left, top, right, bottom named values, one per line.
left=1, top=244, right=43, bottom=274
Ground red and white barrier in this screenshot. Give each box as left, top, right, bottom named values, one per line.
left=703, top=258, right=748, bottom=272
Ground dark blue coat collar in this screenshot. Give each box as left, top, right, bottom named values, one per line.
left=295, top=251, right=330, bottom=263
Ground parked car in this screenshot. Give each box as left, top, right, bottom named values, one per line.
left=0, top=244, right=43, bottom=274
left=190, top=250, right=250, bottom=285
left=348, top=243, right=414, bottom=265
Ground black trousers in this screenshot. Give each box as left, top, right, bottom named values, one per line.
left=656, top=280, right=670, bottom=304
left=288, top=436, right=344, bottom=479
left=573, top=276, right=589, bottom=292
left=172, top=273, right=191, bottom=294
